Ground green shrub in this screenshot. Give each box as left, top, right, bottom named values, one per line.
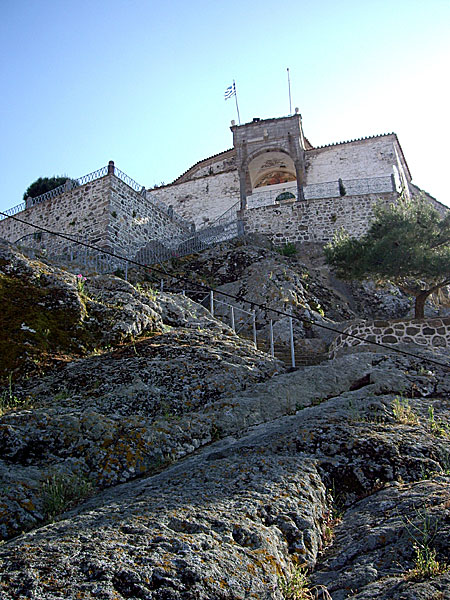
left=403, top=511, right=448, bottom=580
left=277, top=243, right=297, bottom=257
left=0, top=374, right=31, bottom=415
left=392, top=397, right=419, bottom=425
left=279, top=565, right=331, bottom=599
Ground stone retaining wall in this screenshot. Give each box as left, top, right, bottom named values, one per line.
left=330, top=317, right=450, bottom=357
left=240, top=192, right=397, bottom=244
left=0, top=177, right=111, bottom=248
left=108, top=177, right=189, bottom=257
left=0, top=175, right=190, bottom=258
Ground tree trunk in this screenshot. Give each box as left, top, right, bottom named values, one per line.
left=414, top=290, right=432, bottom=319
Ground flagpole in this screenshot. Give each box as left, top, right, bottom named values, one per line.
left=287, top=68, right=292, bottom=115
left=233, top=80, right=241, bottom=124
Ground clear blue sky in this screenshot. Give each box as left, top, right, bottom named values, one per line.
left=1, top=0, right=449, bottom=213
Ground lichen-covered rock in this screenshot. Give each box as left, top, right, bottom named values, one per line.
left=0, top=328, right=284, bottom=539
left=313, top=478, right=450, bottom=599
left=83, top=274, right=163, bottom=344
left=0, top=241, right=163, bottom=383
left=0, top=349, right=449, bottom=598
left=0, top=422, right=329, bottom=600
left=1, top=236, right=450, bottom=599
left=157, top=291, right=232, bottom=333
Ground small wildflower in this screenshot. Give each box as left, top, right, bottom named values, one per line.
left=76, top=274, right=87, bottom=293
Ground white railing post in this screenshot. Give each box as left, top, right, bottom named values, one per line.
left=289, top=316, right=295, bottom=368
left=253, top=310, right=257, bottom=349
left=210, top=290, right=214, bottom=316
left=230, top=306, right=235, bottom=331
left=160, top=279, right=164, bottom=293
left=269, top=319, right=274, bottom=357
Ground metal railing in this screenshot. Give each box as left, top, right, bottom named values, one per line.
left=0, top=163, right=189, bottom=229
left=1, top=201, right=27, bottom=219
left=246, top=175, right=396, bottom=209
left=76, top=165, right=109, bottom=186
left=12, top=192, right=243, bottom=276
left=209, top=201, right=240, bottom=226
left=144, top=190, right=189, bottom=227
left=160, top=283, right=300, bottom=367
left=112, top=166, right=143, bottom=193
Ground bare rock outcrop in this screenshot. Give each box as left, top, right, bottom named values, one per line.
left=1, top=349, right=449, bottom=598
left=1, top=238, right=450, bottom=599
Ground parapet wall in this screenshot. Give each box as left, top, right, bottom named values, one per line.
left=240, top=192, right=398, bottom=244
left=305, top=136, right=409, bottom=186
left=330, top=317, right=450, bottom=357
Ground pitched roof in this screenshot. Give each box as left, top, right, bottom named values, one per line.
left=313, top=132, right=396, bottom=149
left=172, top=148, right=235, bottom=184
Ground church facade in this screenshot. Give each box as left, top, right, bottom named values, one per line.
left=149, top=112, right=415, bottom=242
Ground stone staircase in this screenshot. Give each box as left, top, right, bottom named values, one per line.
left=249, top=337, right=329, bottom=367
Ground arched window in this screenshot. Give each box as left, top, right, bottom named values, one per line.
left=275, top=191, right=296, bottom=202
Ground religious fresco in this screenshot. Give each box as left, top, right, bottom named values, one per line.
left=259, top=159, right=288, bottom=170
left=254, top=170, right=296, bottom=188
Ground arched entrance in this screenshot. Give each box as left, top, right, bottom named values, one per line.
left=231, top=114, right=307, bottom=210
left=246, top=150, right=298, bottom=207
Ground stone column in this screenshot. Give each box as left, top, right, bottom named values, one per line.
left=295, top=162, right=305, bottom=201
left=288, top=132, right=305, bottom=201
left=238, top=141, right=248, bottom=211
left=239, top=168, right=248, bottom=210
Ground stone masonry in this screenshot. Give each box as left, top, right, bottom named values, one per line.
left=330, top=317, right=450, bottom=357
left=150, top=171, right=240, bottom=229
left=0, top=172, right=191, bottom=259
left=0, top=176, right=111, bottom=249
left=239, top=192, right=397, bottom=244
left=108, top=176, right=189, bottom=256
left=0, top=113, right=448, bottom=257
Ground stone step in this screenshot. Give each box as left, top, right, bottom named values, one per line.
left=251, top=338, right=329, bottom=367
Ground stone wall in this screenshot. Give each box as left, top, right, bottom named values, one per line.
left=108, top=177, right=190, bottom=256
left=0, top=176, right=111, bottom=249
left=330, top=317, right=450, bottom=357
left=174, top=150, right=236, bottom=182
left=240, top=192, right=397, bottom=245
left=305, top=136, right=407, bottom=185
left=0, top=175, right=191, bottom=259
left=150, top=171, right=240, bottom=228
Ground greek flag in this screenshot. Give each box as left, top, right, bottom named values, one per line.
left=224, top=82, right=235, bottom=100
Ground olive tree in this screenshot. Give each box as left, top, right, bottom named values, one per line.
left=324, top=195, right=450, bottom=318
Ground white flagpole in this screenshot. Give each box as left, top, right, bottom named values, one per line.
left=233, top=80, right=241, bottom=124
left=287, top=68, right=292, bottom=115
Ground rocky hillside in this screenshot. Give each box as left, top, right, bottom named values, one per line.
left=0, top=238, right=449, bottom=599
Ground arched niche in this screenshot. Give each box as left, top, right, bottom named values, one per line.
left=247, top=150, right=297, bottom=193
